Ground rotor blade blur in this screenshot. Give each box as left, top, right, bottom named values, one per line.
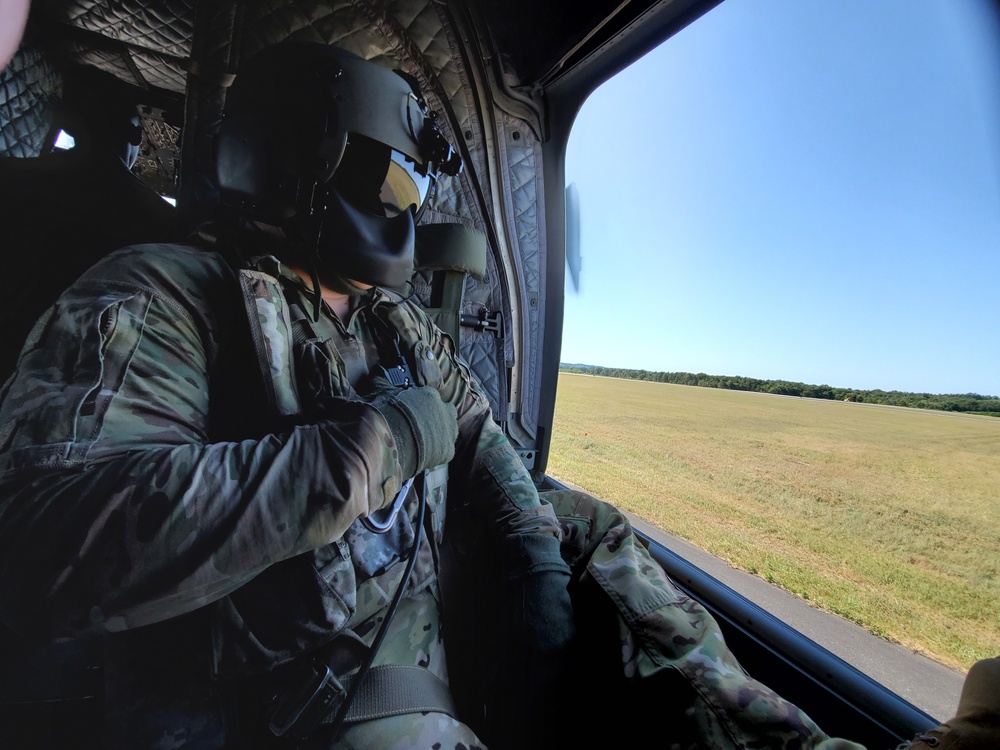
left=565, top=182, right=581, bottom=293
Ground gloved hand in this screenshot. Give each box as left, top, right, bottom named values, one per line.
left=502, top=532, right=575, bottom=652
left=368, top=382, right=459, bottom=479
left=484, top=533, right=576, bottom=750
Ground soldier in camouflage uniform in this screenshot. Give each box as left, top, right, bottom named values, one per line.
left=0, top=41, right=994, bottom=750
left=0, top=41, right=572, bottom=749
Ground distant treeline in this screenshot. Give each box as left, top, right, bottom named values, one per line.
left=559, top=365, right=1000, bottom=416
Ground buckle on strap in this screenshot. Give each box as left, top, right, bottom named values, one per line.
left=268, top=661, right=460, bottom=739
left=268, top=661, right=345, bottom=739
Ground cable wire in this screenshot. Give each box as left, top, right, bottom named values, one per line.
left=328, top=472, right=428, bottom=736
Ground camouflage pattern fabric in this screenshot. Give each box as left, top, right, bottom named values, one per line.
left=0, top=242, right=405, bottom=637
left=331, top=712, right=484, bottom=750
left=548, top=488, right=865, bottom=750
left=0, top=238, right=566, bottom=748
left=0, top=241, right=562, bottom=639
left=0, top=238, right=868, bottom=749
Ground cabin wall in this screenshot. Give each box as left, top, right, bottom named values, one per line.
left=0, top=34, right=61, bottom=157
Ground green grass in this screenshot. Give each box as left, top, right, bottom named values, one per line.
left=548, top=373, right=1000, bottom=670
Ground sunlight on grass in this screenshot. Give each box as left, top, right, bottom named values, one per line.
left=548, top=373, right=1000, bottom=670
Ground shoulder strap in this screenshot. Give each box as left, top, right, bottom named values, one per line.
left=236, top=267, right=302, bottom=418
left=190, top=227, right=305, bottom=422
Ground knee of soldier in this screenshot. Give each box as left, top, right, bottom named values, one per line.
left=541, top=488, right=631, bottom=566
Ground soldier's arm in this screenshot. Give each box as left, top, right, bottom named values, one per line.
left=397, top=300, right=575, bottom=741
left=392, top=299, right=571, bottom=597
left=0, top=246, right=405, bottom=638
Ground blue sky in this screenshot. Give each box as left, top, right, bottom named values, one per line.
left=562, top=0, right=1000, bottom=397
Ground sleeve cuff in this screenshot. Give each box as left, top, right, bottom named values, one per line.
left=502, top=532, right=571, bottom=582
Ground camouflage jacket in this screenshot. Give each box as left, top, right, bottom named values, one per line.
left=0, top=241, right=566, bottom=676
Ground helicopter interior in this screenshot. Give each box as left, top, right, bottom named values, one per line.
left=0, top=0, right=964, bottom=747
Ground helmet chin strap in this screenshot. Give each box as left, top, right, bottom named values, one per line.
left=313, top=187, right=416, bottom=290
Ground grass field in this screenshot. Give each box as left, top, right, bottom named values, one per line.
left=547, top=372, right=1000, bottom=670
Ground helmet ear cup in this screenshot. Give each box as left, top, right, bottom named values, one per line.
left=217, top=48, right=333, bottom=222
left=217, top=110, right=277, bottom=216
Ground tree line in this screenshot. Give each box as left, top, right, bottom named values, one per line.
left=559, top=365, right=1000, bottom=416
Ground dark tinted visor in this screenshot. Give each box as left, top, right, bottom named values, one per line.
left=382, top=150, right=433, bottom=217
left=334, top=134, right=432, bottom=217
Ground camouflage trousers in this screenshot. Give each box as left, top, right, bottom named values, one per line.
left=314, top=489, right=864, bottom=750
left=545, top=488, right=864, bottom=750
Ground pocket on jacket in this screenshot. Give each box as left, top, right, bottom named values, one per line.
left=0, top=288, right=151, bottom=469
left=412, top=340, right=444, bottom=389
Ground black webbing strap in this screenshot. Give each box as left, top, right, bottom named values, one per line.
left=0, top=630, right=103, bottom=703
left=269, top=480, right=456, bottom=740
left=333, top=664, right=457, bottom=724
left=270, top=660, right=458, bottom=738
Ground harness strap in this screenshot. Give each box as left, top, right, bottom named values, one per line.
left=426, top=269, right=467, bottom=344
left=269, top=641, right=458, bottom=738
left=334, top=664, right=457, bottom=724
left=237, top=267, right=301, bottom=417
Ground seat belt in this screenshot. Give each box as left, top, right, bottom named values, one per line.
left=330, top=665, right=457, bottom=725
left=270, top=660, right=458, bottom=738
left=414, top=223, right=488, bottom=343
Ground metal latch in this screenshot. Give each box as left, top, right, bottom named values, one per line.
left=361, top=477, right=415, bottom=533
left=377, top=335, right=415, bottom=388
left=269, top=661, right=346, bottom=739
left=460, top=308, right=502, bottom=335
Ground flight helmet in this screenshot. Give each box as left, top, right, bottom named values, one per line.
left=217, top=42, right=462, bottom=289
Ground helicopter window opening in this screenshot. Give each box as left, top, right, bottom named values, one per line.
left=557, top=0, right=1000, bottom=721
left=52, top=130, right=75, bottom=151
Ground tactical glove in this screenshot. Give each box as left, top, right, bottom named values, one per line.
left=369, top=385, right=459, bottom=480
left=502, top=533, right=575, bottom=652
left=484, top=532, right=576, bottom=750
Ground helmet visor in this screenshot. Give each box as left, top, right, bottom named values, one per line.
left=381, top=150, right=433, bottom=217
left=334, top=134, right=433, bottom=218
